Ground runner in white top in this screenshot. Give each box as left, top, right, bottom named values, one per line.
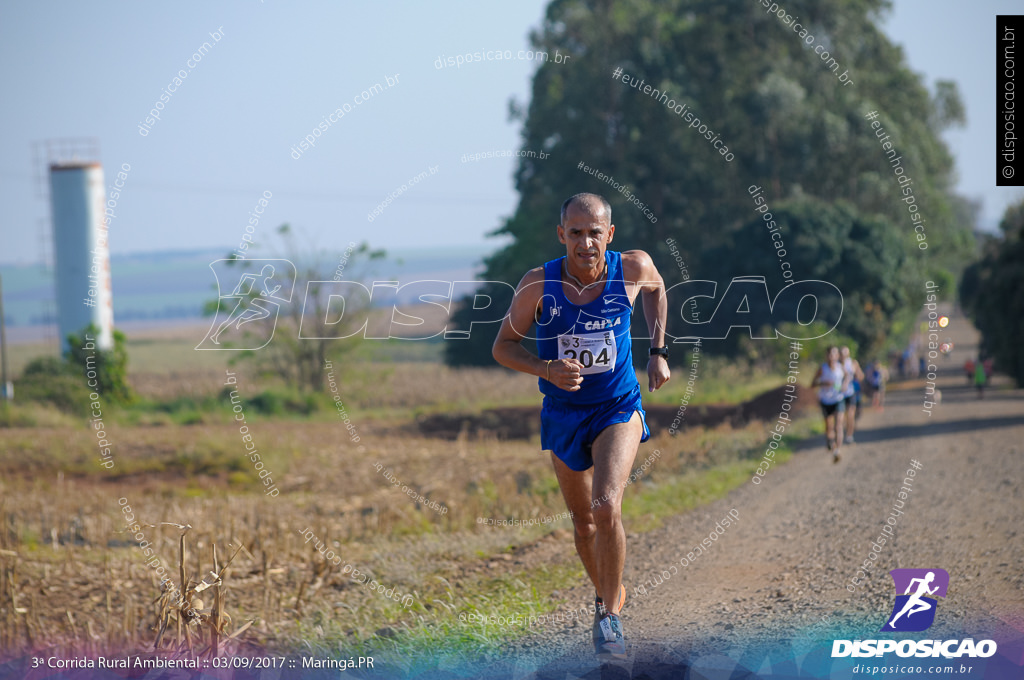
left=811, top=346, right=848, bottom=463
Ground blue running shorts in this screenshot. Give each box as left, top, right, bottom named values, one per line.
left=541, top=385, right=650, bottom=472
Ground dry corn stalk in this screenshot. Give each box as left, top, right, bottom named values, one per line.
left=148, top=527, right=251, bottom=659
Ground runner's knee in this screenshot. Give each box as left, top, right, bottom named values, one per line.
left=591, top=500, right=620, bottom=529
left=573, top=516, right=597, bottom=539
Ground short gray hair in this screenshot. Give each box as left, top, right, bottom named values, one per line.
left=560, top=193, right=612, bottom=226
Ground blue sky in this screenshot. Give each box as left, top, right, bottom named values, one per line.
left=1, top=0, right=1021, bottom=266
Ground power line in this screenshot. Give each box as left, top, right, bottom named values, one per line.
left=0, top=169, right=514, bottom=205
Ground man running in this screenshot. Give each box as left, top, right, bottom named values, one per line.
left=492, top=193, right=670, bottom=659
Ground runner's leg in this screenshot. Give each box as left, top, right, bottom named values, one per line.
left=824, top=411, right=836, bottom=449
left=834, top=410, right=845, bottom=455
left=590, top=411, right=643, bottom=613
left=550, top=454, right=599, bottom=592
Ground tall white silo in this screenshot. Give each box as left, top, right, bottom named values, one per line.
left=49, top=162, right=114, bottom=352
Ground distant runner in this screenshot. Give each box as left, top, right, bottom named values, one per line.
left=840, top=346, right=864, bottom=444
left=964, top=358, right=976, bottom=385
left=812, top=346, right=847, bottom=463
left=492, top=193, right=670, bottom=659
left=974, top=357, right=988, bottom=399
left=868, top=360, right=888, bottom=410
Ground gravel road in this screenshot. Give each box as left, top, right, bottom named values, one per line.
left=502, top=306, right=1024, bottom=679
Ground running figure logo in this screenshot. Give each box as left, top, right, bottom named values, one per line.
left=880, top=568, right=949, bottom=632
left=197, top=259, right=296, bottom=350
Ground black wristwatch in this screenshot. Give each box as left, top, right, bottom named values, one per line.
left=649, top=346, right=669, bottom=360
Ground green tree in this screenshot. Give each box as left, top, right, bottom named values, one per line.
left=707, top=198, right=917, bottom=358
left=960, top=199, right=1024, bottom=385
left=447, top=0, right=973, bottom=366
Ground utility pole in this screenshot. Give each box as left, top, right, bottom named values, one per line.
left=0, top=273, right=11, bottom=400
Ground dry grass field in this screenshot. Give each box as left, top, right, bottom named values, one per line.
left=0, top=331, right=820, bottom=670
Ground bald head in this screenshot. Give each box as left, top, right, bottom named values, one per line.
left=560, top=193, right=611, bottom=226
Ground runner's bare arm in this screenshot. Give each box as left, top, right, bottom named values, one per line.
left=492, top=268, right=583, bottom=392
left=623, top=250, right=670, bottom=392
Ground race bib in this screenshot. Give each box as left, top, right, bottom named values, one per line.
left=558, top=331, right=616, bottom=375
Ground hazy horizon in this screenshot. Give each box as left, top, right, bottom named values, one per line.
left=2, top=1, right=1023, bottom=270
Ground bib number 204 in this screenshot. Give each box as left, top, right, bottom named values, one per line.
left=558, top=332, right=616, bottom=375
left=563, top=346, right=611, bottom=370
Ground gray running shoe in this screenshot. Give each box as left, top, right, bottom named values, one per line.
left=597, top=613, right=627, bottom=659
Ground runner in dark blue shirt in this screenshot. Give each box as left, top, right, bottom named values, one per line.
left=492, top=193, right=671, bottom=659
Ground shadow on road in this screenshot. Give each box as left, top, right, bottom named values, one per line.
left=923, top=387, right=1024, bottom=404
left=792, top=414, right=1024, bottom=452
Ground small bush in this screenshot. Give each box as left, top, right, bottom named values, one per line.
left=247, top=390, right=285, bottom=415
left=14, top=356, right=92, bottom=415
left=66, top=326, right=134, bottom=405
left=216, top=386, right=320, bottom=417
left=0, top=401, right=78, bottom=428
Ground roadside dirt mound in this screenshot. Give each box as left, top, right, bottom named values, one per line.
left=740, top=383, right=818, bottom=421
left=416, top=384, right=819, bottom=440
left=640, top=402, right=741, bottom=433
left=416, top=406, right=541, bottom=440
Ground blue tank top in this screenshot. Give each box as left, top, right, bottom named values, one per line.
left=536, top=251, right=639, bottom=404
